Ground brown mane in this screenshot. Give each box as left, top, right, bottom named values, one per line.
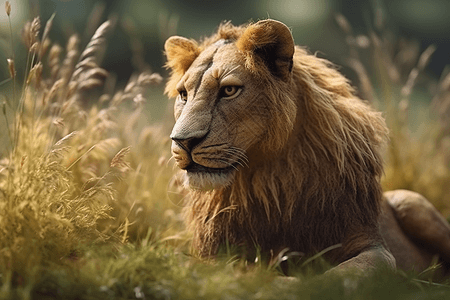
left=166, top=21, right=389, bottom=264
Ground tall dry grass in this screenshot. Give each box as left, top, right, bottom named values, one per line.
left=0, top=3, right=184, bottom=297
left=336, top=13, right=450, bottom=217
left=0, top=3, right=449, bottom=299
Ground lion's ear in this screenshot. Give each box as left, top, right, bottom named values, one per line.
left=236, top=19, right=294, bottom=81
left=164, top=36, right=200, bottom=97
left=164, top=36, right=200, bottom=74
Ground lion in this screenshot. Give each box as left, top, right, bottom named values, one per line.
left=164, top=19, right=450, bottom=274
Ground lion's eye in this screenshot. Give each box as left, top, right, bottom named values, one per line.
left=179, top=90, right=188, bottom=103
left=221, top=86, right=242, bottom=100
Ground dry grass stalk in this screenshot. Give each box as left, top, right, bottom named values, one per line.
left=26, top=61, right=42, bottom=86
left=417, top=45, right=436, bottom=70
left=21, top=17, right=41, bottom=49
left=335, top=14, right=376, bottom=103
left=133, top=93, right=146, bottom=106
left=401, top=45, right=436, bottom=98
left=77, top=20, right=112, bottom=66
left=335, top=14, right=352, bottom=35
left=54, top=131, right=78, bottom=147
left=47, top=79, right=64, bottom=102
left=0, top=9, right=179, bottom=295
left=84, top=2, right=106, bottom=39
left=5, top=0, right=15, bottom=103
left=137, top=72, right=163, bottom=86
left=335, top=11, right=449, bottom=218
left=347, top=58, right=374, bottom=103
left=71, top=58, right=98, bottom=78
left=432, top=69, right=450, bottom=134
left=5, top=1, right=11, bottom=16
left=59, top=35, right=80, bottom=84
left=339, top=15, right=450, bottom=216
left=48, top=44, right=62, bottom=80
left=65, top=20, right=115, bottom=102
left=39, top=13, right=55, bottom=60
left=78, top=78, right=104, bottom=91
left=7, top=58, right=15, bottom=79
left=2, top=102, right=12, bottom=151
left=110, top=146, right=132, bottom=172
left=112, top=71, right=162, bottom=108
left=122, top=16, right=152, bottom=72
left=52, top=117, right=64, bottom=127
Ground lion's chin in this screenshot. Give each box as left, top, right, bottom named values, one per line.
left=183, top=169, right=235, bottom=191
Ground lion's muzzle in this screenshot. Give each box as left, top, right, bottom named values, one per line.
left=170, top=133, right=239, bottom=190
left=170, top=127, right=208, bottom=170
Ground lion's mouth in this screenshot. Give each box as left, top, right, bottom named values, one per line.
left=186, top=162, right=235, bottom=174
left=184, top=162, right=237, bottom=190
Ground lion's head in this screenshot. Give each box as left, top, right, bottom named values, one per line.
left=165, top=20, right=389, bottom=260
left=165, top=20, right=297, bottom=190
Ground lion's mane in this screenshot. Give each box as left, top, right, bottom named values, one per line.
left=167, top=21, right=389, bottom=263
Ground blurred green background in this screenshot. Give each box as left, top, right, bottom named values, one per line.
left=1, top=0, right=449, bottom=86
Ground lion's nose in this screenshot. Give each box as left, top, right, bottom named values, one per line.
left=171, top=137, right=201, bottom=153
left=171, top=132, right=207, bottom=153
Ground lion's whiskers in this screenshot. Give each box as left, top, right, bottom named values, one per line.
left=218, top=159, right=239, bottom=171
left=232, top=159, right=246, bottom=169
left=224, top=147, right=249, bottom=168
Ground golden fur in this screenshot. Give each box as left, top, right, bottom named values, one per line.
left=164, top=20, right=450, bottom=272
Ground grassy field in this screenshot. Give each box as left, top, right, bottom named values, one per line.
left=1, top=4, right=450, bottom=300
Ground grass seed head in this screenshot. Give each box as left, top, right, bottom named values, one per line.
left=7, top=58, right=15, bottom=78
left=49, top=44, right=62, bottom=65
left=110, top=146, right=132, bottom=172
left=29, top=41, right=39, bottom=54
left=137, top=72, right=163, bottom=86
left=54, top=131, right=79, bottom=147
left=31, top=17, right=41, bottom=40
left=52, top=117, right=65, bottom=127
left=79, top=20, right=111, bottom=64
left=5, top=1, right=11, bottom=16
left=41, top=13, right=55, bottom=46
left=21, top=17, right=41, bottom=49
left=335, top=14, right=352, bottom=35
left=133, top=93, right=146, bottom=106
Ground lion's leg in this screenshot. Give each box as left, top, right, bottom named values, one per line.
left=381, top=190, right=450, bottom=271
left=379, top=196, right=434, bottom=271
left=329, top=246, right=396, bottom=274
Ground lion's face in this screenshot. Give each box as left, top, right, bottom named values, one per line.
left=165, top=20, right=296, bottom=190
left=170, top=41, right=268, bottom=190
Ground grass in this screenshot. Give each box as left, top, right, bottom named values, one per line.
left=1, top=4, right=450, bottom=300
left=334, top=13, right=450, bottom=215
